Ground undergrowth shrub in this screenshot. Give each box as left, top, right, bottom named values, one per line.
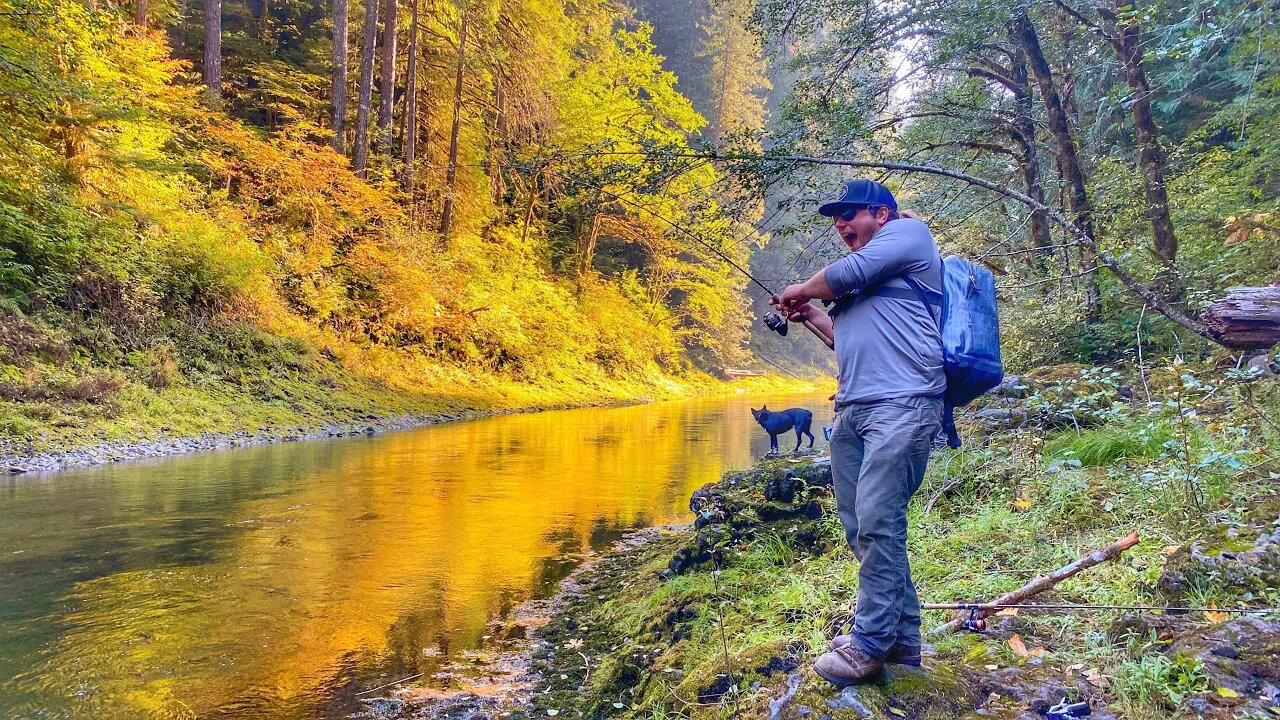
left=1045, top=424, right=1167, bottom=466
left=1112, top=651, right=1210, bottom=711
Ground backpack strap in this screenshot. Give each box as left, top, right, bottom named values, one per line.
left=941, top=403, right=961, bottom=449
left=827, top=280, right=942, bottom=320
left=898, top=276, right=943, bottom=331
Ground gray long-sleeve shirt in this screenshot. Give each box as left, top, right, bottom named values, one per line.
left=823, top=218, right=945, bottom=404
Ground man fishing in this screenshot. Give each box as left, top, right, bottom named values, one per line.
left=772, top=178, right=944, bottom=685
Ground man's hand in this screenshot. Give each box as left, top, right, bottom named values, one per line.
left=770, top=297, right=815, bottom=323
left=772, top=283, right=813, bottom=319
left=768, top=271, right=837, bottom=350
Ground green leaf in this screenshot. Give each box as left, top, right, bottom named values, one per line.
left=889, top=709, right=907, bottom=717
left=1217, top=687, right=1240, bottom=698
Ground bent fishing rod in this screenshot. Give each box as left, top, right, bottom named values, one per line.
left=563, top=174, right=834, bottom=350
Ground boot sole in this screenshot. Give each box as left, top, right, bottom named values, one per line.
left=814, top=663, right=883, bottom=687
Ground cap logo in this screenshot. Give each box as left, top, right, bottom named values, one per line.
left=837, top=184, right=849, bottom=201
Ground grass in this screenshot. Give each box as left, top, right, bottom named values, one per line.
left=524, top=362, right=1280, bottom=720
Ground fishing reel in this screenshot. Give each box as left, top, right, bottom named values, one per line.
left=762, top=312, right=788, bottom=337
left=961, top=608, right=987, bottom=633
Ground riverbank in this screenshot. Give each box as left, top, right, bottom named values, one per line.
left=377, top=362, right=1280, bottom=720
left=1, top=365, right=820, bottom=474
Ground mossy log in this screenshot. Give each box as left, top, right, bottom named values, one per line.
left=1201, top=286, right=1280, bottom=350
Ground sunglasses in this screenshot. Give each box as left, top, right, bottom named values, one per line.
left=834, top=205, right=880, bottom=222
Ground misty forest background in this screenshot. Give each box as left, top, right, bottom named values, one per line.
left=0, top=0, right=1276, bottom=446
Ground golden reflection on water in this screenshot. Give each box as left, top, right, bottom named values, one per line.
left=0, top=391, right=831, bottom=719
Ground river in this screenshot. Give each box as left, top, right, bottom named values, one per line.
left=0, top=390, right=830, bottom=719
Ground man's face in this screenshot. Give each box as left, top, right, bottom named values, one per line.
left=832, top=205, right=889, bottom=251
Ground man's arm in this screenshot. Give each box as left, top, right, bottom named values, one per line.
left=824, top=218, right=936, bottom=296
left=774, top=265, right=836, bottom=313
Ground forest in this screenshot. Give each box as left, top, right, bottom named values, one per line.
left=0, top=0, right=1276, bottom=449
left=0, top=0, right=786, bottom=451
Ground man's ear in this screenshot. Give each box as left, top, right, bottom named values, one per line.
left=875, top=206, right=892, bottom=223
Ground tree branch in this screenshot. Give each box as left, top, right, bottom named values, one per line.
left=685, top=152, right=1214, bottom=341
left=966, top=66, right=1025, bottom=95
left=1054, top=0, right=1122, bottom=52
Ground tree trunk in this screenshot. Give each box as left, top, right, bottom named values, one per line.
left=134, top=0, right=147, bottom=27
left=520, top=170, right=538, bottom=245
left=352, top=0, right=378, bottom=176
left=1201, top=287, right=1280, bottom=350
left=258, top=0, right=270, bottom=40
left=439, top=14, right=467, bottom=239
left=1016, top=9, right=1101, bottom=323
left=488, top=73, right=505, bottom=201
left=1110, top=0, right=1177, bottom=265
left=203, top=0, right=222, bottom=103
left=377, top=0, right=397, bottom=155
left=401, top=0, right=418, bottom=191
left=579, top=207, right=602, bottom=278
left=330, top=0, right=349, bottom=152
left=1008, top=47, right=1053, bottom=275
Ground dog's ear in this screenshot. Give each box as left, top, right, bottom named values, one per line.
left=761, top=405, right=768, bottom=411
left=750, top=407, right=756, bottom=413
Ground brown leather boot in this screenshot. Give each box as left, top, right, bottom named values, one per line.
left=830, top=635, right=923, bottom=666
left=813, top=644, right=884, bottom=686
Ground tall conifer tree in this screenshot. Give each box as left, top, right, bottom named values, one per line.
left=353, top=0, right=379, bottom=175
left=331, top=0, right=349, bottom=151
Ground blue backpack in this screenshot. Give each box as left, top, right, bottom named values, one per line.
left=892, top=256, right=1004, bottom=448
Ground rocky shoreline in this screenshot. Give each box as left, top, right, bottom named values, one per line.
left=373, top=453, right=1280, bottom=720
left=0, top=401, right=627, bottom=475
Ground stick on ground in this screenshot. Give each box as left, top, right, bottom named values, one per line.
left=926, top=531, right=1140, bottom=637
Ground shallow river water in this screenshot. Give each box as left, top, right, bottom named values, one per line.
left=0, top=390, right=830, bottom=719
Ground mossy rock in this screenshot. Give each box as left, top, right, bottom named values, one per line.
left=764, top=658, right=983, bottom=720
left=670, top=638, right=804, bottom=706
left=1023, top=363, right=1090, bottom=383
left=1158, top=496, right=1280, bottom=600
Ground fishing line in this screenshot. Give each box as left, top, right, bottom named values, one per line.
left=555, top=167, right=834, bottom=348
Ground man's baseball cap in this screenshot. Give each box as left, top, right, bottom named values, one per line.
left=818, top=179, right=898, bottom=216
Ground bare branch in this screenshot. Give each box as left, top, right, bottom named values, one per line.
left=688, top=152, right=1214, bottom=341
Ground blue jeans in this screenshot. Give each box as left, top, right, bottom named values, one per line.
left=829, top=395, right=942, bottom=658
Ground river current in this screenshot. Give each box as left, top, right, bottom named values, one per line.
left=0, top=390, right=830, bottom=719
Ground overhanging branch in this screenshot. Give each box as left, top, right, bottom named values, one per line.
left=683, top=152, right=1213, bottom=342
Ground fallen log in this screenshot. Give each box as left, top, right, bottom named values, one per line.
left=1201, top=286, right=1280, bottom=350
left=719, top=368, right=766, bottom=379
left=926, top=531, right=1140, bottom=637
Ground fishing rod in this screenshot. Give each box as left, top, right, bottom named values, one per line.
left=924, top=602, right=1280, bottom=613
left=559, top=170, right=835, bottom=350
left=923, top=602, right=1280, bottom=633
left=926, top=601, right=1279, bottom=626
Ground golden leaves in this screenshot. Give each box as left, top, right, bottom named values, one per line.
left=1008, top=634, right=1047, bottom=658
left=1224, top=213, right=1278, bottom=245
left=1203, top=603, right=1229, bottom=623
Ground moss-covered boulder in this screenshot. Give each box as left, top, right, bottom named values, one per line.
left=1165, top=617, right=1280, bottom=719
left=1159, top=496, right=1280, bottom=601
